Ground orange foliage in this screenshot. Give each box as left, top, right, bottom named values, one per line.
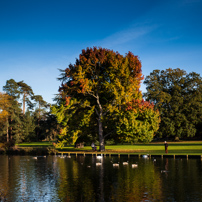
left=65, top=97, right=71, bottom=106
left=126, top=99, right=155, bottom=113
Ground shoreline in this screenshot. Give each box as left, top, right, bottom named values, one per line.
left=1, top=148, right=202, bottom=159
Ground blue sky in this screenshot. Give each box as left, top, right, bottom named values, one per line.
left=0, top=0, right=202, bottom=104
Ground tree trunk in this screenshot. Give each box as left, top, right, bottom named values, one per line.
left=6, top=117, right=9, bottom=142
left=98, top=115, right=105, bottom=151
left=23, top=94, right=25, bottom=115
left=96, top=92, right=105, bottom=151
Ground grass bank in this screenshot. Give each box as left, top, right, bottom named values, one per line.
left=17, top=141, right=202, bottom=156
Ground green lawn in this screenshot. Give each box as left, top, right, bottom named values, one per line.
left=18, top=141, right=202, bottom=155
left=17, top=141, right=53, bottom=147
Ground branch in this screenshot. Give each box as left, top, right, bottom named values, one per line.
left=95, top=107, right=99, bottom=116
left=104, top=129, right=116, bottom=138
left=103, top=99, right=117, bottom=116
left=87, top=90, right=98, bottom=99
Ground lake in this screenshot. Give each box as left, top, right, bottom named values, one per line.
left=0, top=155, right=202, bottom=201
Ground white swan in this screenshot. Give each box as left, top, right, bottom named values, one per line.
left=132, top=164, right=138, bottom=168
left=161, top=170, right=169, bottom=173
left=142, top=155, right=148, bottom=158
left=96, top=154, right=103, bottom=159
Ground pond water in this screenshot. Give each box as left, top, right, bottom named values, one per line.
left=0, top=155, right=202, bottom=202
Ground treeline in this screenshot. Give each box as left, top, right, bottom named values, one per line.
left=1, top=56, right=202, bottom=146
left=0, top=79, right=59, bottom=145
left=51, top=47, right=202, bottom=151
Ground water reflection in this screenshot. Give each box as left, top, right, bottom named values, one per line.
left=0, top=155, right=202, bottom=201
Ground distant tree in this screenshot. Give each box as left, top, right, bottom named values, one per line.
left=144, top=68, right=202, bottom=140
left=39, top=113, right=60, bottom=141
left=17, top=81, right=34, bottom=114
left=32, top=95, right=49, bottom=141
left=2, top=79, right=52, bottom=143
left=32, top=95, right=48, bottom=112
left=3, top=79, right=35, bottom=114
left=52, top=47, right=160, bottom=151
left=3, top=79, right=20, bottom=98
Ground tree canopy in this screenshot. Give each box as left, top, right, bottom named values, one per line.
left=144, top=68, right=202, bottom=140
left=52, top=47, right=160, bottom=151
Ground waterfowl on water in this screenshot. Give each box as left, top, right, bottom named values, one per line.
left=142, top=155, right=148, bottom=158
left=161, top=170, right=169, bottom=173
left=96, top=154, right=103, bottom=159
left=132, top=164, right=138, bottom=168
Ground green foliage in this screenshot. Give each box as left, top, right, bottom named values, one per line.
left=144, top=68, right=202, bottom=139
left=116, top=99, right=160, bottom=143
left=53, top=47, right=160, bottom=150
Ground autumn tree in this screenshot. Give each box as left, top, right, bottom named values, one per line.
left=52, top=47, right=160, bottom=151
left=144, top=68, right=202, bottom=140
left=0, top=92, right=12, bottom=142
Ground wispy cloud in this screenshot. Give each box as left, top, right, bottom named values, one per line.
left=99, top=23, right=158, bottom=49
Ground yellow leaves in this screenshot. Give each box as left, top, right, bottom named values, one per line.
left=72, top=130, right=80, bottom=144
left=0, top=92, right=11, bottom=122
left=0, top=110, right=9, bottom=120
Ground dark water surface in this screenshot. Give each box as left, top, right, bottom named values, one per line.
left=0, top=155, right=202, bottom=202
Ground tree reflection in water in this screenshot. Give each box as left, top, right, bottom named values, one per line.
left=0, top=155, right=202, bottom=201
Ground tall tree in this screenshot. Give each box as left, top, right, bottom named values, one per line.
left=32, top=95, right=48, bottom=114
left=3, top=79, right=20, bottom=98
left=52, top=47, right=160, bottom=151
left=3, top=79, right=34, bottom=114
left=144, top=68, right=202, bottom=140
left=17, top=81, right=34, bottom=114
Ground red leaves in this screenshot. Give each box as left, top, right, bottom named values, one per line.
left=126, top=99, right=155, bottom=112
left=65, top=96, right=71, bottom=106
left=58, top=47, right=145, bottom=107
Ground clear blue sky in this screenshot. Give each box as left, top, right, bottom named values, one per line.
left=0, top=0, right=202, bottom=104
